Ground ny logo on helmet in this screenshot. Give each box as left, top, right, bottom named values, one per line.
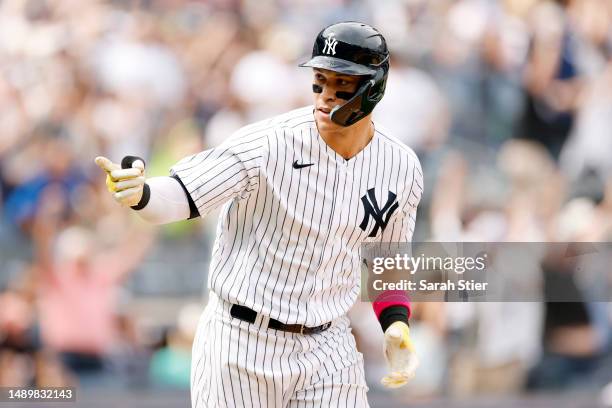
left=322, top=33, right=338, bottom=55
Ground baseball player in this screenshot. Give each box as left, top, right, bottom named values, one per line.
left=95, top=22, right=423, bottom=407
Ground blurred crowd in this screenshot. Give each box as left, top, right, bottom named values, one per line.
left=1, top=0, right=612, bottom=401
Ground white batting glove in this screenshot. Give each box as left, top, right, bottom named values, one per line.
left=381, top=321, right=418, bottom=388
left=95, top=156, right=145, bottom=207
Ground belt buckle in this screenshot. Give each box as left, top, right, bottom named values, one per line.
left=300, top=325, right=306, bottom=335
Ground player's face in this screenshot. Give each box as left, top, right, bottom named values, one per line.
left=312, top=68, right=361, bottom=130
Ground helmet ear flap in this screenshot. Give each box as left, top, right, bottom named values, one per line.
left=329, top=78, right=374, bottom=126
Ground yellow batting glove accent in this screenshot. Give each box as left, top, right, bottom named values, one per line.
left=106, top=173, right=118, bottom=193
left=393, top=321, right=414, bottom=352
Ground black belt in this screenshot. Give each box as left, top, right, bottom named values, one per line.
left=230, top=304, right=332, bottom=335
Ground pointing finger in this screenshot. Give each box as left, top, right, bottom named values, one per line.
left=95, top=156, right=120, bottom=173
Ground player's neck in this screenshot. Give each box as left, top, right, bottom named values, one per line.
left=319, top=117, right=374, bottom=161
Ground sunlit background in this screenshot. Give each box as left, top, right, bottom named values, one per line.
left=1, top=0, right=612, bottom=406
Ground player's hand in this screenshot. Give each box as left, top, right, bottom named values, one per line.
left=381, top=321, right=418, bottom=388
left=95, top=156, right=145, bottom=207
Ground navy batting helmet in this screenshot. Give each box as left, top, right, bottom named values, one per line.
left=299, top=22, right=390, bottom=127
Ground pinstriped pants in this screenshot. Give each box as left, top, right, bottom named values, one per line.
left=191, top=292, right=370, bottom=408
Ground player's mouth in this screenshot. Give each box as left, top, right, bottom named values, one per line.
left=316, top=107, right=332, bottom=119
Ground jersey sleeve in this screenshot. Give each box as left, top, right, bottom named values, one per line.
left=170, top=132, right=267, bottom=218
left=373, top=154, right=423, bottom=328
left=380, top=155, right=424, bottom=243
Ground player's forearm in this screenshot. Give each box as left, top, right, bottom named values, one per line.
left=131, top=176, right=191, bottom=225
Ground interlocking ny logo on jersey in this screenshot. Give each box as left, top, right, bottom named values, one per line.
left=359, top=189, right=399, bottom=237
left=322, top=33, right=338, bottom=55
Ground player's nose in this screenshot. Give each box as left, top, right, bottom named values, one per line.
left=319, top=84, right=337, bottom=102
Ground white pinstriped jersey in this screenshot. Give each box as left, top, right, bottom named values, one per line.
left=171, top=106, right=423, bottom=327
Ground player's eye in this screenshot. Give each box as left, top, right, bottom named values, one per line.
left=315, top=74, right=325, bottom=82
